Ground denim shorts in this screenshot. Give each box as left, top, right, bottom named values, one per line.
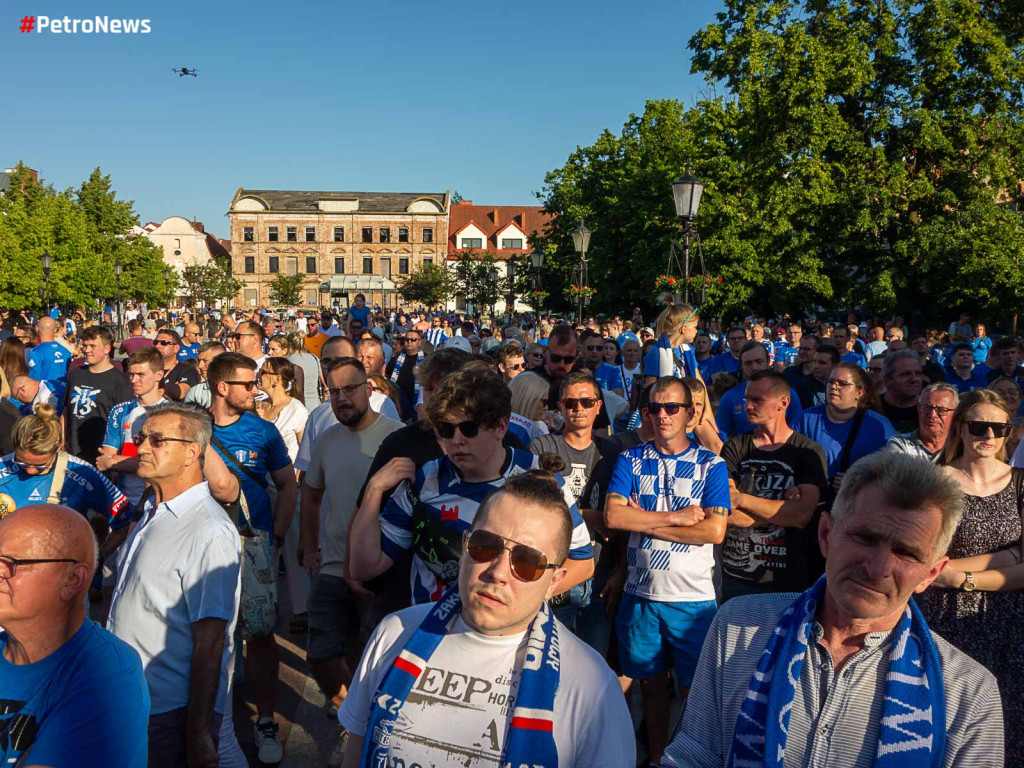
left=615, top=594, right=717, bottom=686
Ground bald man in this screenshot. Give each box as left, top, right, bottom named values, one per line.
left=177, top=323, right=203, bottom=362
left=26, top=317, right=71, bottom=383
left=0, top=504, right=149, bottom=767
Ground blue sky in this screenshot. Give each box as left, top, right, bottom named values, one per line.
left=3, top=0, right=721, bottom=239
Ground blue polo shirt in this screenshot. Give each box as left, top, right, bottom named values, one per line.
left=211, top=412, right=291, bottom=533
left=594, top=362, right=626, bottom=392
left=706, top=351, right=741, bottom=378
left=945, top=367, right=988, bottom=394
left=840, top=350, right=867, bottom=369
left=715, top=381, right=804, bottom=437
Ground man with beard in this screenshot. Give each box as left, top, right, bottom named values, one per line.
left=879, top=350, right=926, bottom=433
left=208, top=352, right=297, bottom=764
left=300, top=357, right=402, bottom=751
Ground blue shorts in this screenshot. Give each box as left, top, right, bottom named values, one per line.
left=615, top=594, right=717, bottom=686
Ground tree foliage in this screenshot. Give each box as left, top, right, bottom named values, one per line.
left=181, top=260, right=243, bottom=309
left=268, top=273, right=306, bottom=306
left=398, top=262, right=455, bottom=308
left=0, top=164, right=176, bottom=311
left=450, top=251, right=506, bottom=312
left=538, top=1, right=1024, bottom=324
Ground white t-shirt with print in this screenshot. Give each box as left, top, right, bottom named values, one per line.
left=339, top=604, right=635, bottom=767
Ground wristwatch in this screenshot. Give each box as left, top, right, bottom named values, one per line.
left=959, top=571, right=976, bottom=592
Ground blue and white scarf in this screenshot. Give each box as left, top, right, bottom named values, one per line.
left=390, top=349, right=424, bottom=397
left=728, top=576, right=946, bottom=768
left=657, top=334, right=693, bottom=378
left=360, top=586, right=561, bottom=768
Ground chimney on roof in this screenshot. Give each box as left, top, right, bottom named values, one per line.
left=490, top=209, right=499, bottom=225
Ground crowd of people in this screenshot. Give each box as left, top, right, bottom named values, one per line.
left=0, top=295, right=1017, bottom=767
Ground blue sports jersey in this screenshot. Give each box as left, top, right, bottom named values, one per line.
left=348, top=305, right=372, bottom=328
left=776, top=344, right=800, bottom=367
left=423, top=328, right=448, bottom=347
left=642, top=344, right=700, bottom=380
left=594, top=361, right=626, bottom=392
left=840, top=350, right=868, bottom=369
left=16, top=379, right=66, bottom=417
left=607, top=440, right=730, bottom=602
left=27, top=341, right=71, bottom=383
left=379, top=447, right=593, bottom=604
left=211, top=412, right=292, bottom=532
left=945, top=367, right=988, bottom=395
left=177, top=342, right=201, bottom=362
left=798, top=406, right=896, bottom=478
left=715, top=381, right=804, bottom=437
left=0, top=620, right=149, bottom=768
left=0, top=454, right=132, bottom=528
left=706, top=351, right=741, bottom=378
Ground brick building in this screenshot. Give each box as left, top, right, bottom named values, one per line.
left=228, top=188, right=450, bottom=309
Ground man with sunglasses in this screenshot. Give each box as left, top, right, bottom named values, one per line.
left=385, top=329, right=424, bottom=421
left=208, top=352, right=297, bottom=763
left=604, top=376, right=731, bottom=766
left=304, top=315, right=329, bottom=357
left=496, top=343, right=526, bottom=384
left=581, top=329, right=625, bottom=397
left=153, top=330, right=200, bottom=402
left=107, top=404, right=242, bottom=768
left=64, top=327, right=133, bottom=464
left=349, top=366, right=594, bottom=605
left=884, top=383, right=959, bottom=462
left=339, top=472, right=635, bottom=768
left=0, top=504, right=150, bottom=768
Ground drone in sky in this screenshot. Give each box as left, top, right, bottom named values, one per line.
left=172, top=67, right=198, bottom=78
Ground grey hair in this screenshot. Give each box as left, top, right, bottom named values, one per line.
left=881, top=349, right=922, bottom=379
left=918, top=381, right=960, bottom=407
left=831, top=452, right=963, bottom=558
left=144, top=402, right=213, bottom=453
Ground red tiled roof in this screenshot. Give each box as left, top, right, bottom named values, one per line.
left=447, top=202, right=553, bottom=260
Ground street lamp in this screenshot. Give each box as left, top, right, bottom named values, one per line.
left=572, top=220, right=591, bottom=324
left=669, top=166, right=705, bottom=304
left=488, top=266, right=499, bottom=315
left=40, top=251, right=52, bottom=313
left=163, top=267, right=172, bottom=326
left=506, top=260, right=516, bottom=316
left=530, top=246, right=545, bottom=312
left=114, top=260, right=124, bottom=341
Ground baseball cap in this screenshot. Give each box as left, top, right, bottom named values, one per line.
left=443, top=336, right=472, bottom=353
left=144, top=319, right=156, bottom=329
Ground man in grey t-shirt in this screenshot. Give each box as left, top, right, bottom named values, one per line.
left=663, top=452, right=1003, bottom=768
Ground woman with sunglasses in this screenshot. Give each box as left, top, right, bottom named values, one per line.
left=0, top=404, right=131, bottom=538
left=918, top=389, right=1024, bottom=758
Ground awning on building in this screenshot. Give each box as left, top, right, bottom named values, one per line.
left=319, top=274, right=398, bottom=296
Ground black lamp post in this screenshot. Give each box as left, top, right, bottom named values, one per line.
left=530, top=246, right=545, bottom=312
left=40, top=251, right=52, bottom=313
left=670, top=166, right=705, bottom=304
left=571, top=220, right=591, bottom=324
left=506, top=260, right=516, bottom=316
left=163, top=267, right=172, bottom=326
left=114, top=260, right=124, bottom=341
left=488, top=266, right=499, bottom=316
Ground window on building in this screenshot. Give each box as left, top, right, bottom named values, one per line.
left=244, top=256, right=255, bottom=273
left=461, top=237, right=483, bottom=249
left=305, top=226, right=316, bottom=242
left=398, top=227, right=409, bottom=243
left=334, top=226, right=345, bottom=242
left=269, top=256, right=279, bottom=273
left=243, top=227, right=254, bottom=242
left=422, top=227, right=434, bottom=243
left=422, top=257, right=433, bottom=268
left=501, top=238, right=523, bottom=249
left=362, top=257, right=373, bottom=274
left=305, top=289, right=317, bottom=306
left=379, top=227, right=391, bottom=243
left=361, top=227, right=373, bottom=243
left=286, top=227, right=297, bottom=242
left=268, top=226, right=279, bottom=242
left=399, top=258, right=409, bottom=275
left=334, top=257, right=344, bottom=274
left=306, top=256, right=317, bottom=273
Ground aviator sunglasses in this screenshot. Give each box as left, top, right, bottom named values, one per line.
left=465, top=529, right=560, bottom=582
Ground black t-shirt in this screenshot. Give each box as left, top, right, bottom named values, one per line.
left=384, top=352, right=419, bottom=420
left=720, top=431, right=828, bottom=592
left=64, top=366, right=133, bottom=463
left=782, top=364, right=810, bottom=388
left=529, top=434, right=603, bottom=507
left=162, top=362, right=200, bottom=391
left=0, top=400, right=19, bottom=455
left=796, top=377, right=826, bottom=409
left=882, top=399, right=919, bottom=434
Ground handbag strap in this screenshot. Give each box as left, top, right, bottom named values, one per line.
left=46, top=451, right=71, bottom=504
left=838, top=408, right=867, bottom=473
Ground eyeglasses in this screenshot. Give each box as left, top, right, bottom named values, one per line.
left=12, top=457, right=56, bottom=472
left=229, top=333, right=257, bottom=341
left=465, top=529, right=560, bottom=582
left=645, top=401, right=692, bottom=416
left=154, top=340, right=177, bottom=347
left=435, top=420, right=481, bottom=439
left=827, top=378, right=856, bottom=388
left=561, top=397, right=599, bottom=410
left=918, top=404, right=955, bottom=416
left=133, top=432, right=196, bottom=448
left=328, top=382, right=368, bottom=398
left=0, top=555, right=80, bottom=580
left=964, top=421, right=1012, bottom=438
left=548, top=352, right=575, bottom=364
left=224, top=379, right=258, bottom=391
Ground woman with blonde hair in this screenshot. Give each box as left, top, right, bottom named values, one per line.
left=918, top=389, right=1024, bottom=758
left=286, top=331, right=324, bottom=408
left=509, top=371, right=553, bottom=440
left=643, top=303, right=702, bottom=387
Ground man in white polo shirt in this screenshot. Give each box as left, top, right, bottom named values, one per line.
left=108, top=403, right=242, bottom=768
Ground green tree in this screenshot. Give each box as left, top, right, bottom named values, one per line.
left=182, top=260, right=243, bottom=309
left=451, top=251, right=504, bottom=313
left=398, top=263, right=455, bottom=308
left=269, top=273, right=306, bottom=306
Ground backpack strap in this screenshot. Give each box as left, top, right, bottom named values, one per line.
left=46, top=451, right=71, bottom=505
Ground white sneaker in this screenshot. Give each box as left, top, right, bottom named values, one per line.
left=253, top=718, right=284, bottom=764
left=327, top=729, right=350, bottom=768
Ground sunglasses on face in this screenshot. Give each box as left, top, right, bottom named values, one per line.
left=585, top=345, right=603, bottom=352
left=562, top=397, right=599, bottom=410
left=466, top=529, right=559, bottom=582
left=132, top=432, right=194, bottom=448
left=154, top=340, right=176, bottom=347
left=505, top=362, right=525, bottom=371
left=435, top=420, right=482, bottom=439
left=229, top=333, right=257, bottom=341
left=224, top=380, right=258, bottom=391
left=646, top=401, right=692, bottom=416
left=964, top=421, right=1012, bottom=438
left=13, top=457, right=55, bottom=472
left=548, top=352, right=575, bottom=364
